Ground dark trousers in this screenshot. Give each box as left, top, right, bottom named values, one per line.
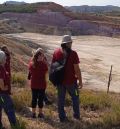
left=57, top=83, right=80, bottom=120
left=44, top=94, right=49, bottom=102
left=31, top=89, right=45, bottom=108
left=0, top=94, right=16, bottom=127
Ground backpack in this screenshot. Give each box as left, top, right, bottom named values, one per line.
left=49, top=52, right=70, bottom=86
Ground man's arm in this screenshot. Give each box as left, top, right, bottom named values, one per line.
left=74, top=64, right=83, bottom=89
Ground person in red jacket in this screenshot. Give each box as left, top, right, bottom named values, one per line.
left=29, top=49, right=48, bottom=119
left=1, top=46, right=11, bottom=94
left=0, top=46, right=14, bottom=129
left=0, top=50, right=16, bottom=129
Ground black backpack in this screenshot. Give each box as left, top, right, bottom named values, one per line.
left=49, top=52, right=70, bottom=86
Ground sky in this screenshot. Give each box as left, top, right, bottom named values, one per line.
left=0, top=0, right=120, bottom=6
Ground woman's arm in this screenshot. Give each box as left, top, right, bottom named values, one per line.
left=27, top=71, right=31, bottom=80
left=0, top=79, right=8, bottom=90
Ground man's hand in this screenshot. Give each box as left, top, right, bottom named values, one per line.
left=74, top=64, right=83, bottom=89
left=78, top=82, right=83, bottom=89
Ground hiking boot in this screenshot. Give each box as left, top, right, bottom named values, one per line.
left=60, top=117, right=69, bottom=123
left=32, top=113, right=36, bottom=118
left=74, top=115, right=80, bottom=121
left=38, top=113, right=44, bottom=119
left=45, top=100, right=52, bottom=105
left=0, top=127, right=6, bottom=129
left=0, top=123, right=5, bottom=129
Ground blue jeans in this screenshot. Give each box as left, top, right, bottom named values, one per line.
left=57, top=83, right=80, bottom=120
left=0, top=94, right=16, bottom=127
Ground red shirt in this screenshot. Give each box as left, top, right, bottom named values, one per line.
left=5, top=53, right=11, bottom=76
left=52, top=48, right=80, bottom=85
left=0, top=65, right=11, bottom=94
left=52, top=48, right=64, bottom=62
left=29, top=61, right=48, bottom=89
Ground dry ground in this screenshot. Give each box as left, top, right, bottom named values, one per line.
left=1, top=33, right=120, bottom=129
left=5, top=33, right=120, bottom=93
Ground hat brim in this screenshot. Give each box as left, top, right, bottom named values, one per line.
left=61, top=41, right=72, bottom=44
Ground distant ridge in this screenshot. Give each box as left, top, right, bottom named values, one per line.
left=0, top=2, right=69, bottom=13
left=4, top=1, right=26, bottom=5
left=0, top=2, right=119, bottom=37
left=66, top=5, right=120, bottom=13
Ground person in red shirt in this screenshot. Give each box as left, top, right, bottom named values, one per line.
left=1, top=45, right=11, bottom=94
left=28, top=48, right=52, bottom=105
left=0, top=46, right=13, bottom=129
left=51, top=35, right=83, bottom=122
left=0, top=50, right=16, bottom=129
left=29, top=49, right=48, bottom=119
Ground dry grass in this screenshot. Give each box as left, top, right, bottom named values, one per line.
left=12, top=72, right=27, bottom=87
left=12, top=89, right=31, bottom=112
left=9, top=81, right=120, bottom=129
left=1, top=35, right=120, bottom=128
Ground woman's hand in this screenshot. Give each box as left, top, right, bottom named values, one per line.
left=25, top=80, right=31, bottom=90
left=1, top=85, right=8, bottom=91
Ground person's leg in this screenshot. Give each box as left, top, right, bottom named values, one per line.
left=57, top=85, right=67, bottom=122
left=44, top=93, right=48, bottom=102
left=44, top=93, right=52, bottom=105
left=31, top=89, right=38, bottom=118
left=38, top=89, right=45, bottom=118
left=67, top=83, right=80, bottom=120
left=0, top=106, right=2, bottom=129
left=2, top=94, right=16, bottom=126
left=0, top=95, right=5, bottom=129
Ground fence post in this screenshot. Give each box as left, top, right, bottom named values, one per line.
left=107, top=65, right=113, bottom=93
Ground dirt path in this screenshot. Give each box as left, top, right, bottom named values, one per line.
left=5, top=33, right=120, bottom=93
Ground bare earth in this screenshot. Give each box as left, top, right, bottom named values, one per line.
left=5, top=33, right=120, bottom=93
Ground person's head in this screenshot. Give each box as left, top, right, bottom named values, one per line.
left=1, top=45, right=10, bottom=55
left=61, top=35, right=72, bottom=53
left=32, top=48, right=45, bottom=58
left=32, top=48, right=44, bottom=66
left=35, top=48, right=44, bottom=54
left=0, top=50, right=6, bottom=65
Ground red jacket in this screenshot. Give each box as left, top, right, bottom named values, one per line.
left=0, top=65, right=11, bottom=94
left=5, top=53, right=11, bottom=76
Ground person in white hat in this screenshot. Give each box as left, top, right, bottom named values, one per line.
left=0, top=50, right=17, bottom=128
left=50, top=35, right=83, bottom=122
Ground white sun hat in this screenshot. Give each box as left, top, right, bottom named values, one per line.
left=0, top=51, right=6, bottom=64
left=61, top=35, right=73, bottom=44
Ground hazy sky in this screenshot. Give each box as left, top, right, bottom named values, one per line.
left=0, top=0, right=120, bottom=6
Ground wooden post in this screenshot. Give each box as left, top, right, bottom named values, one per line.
left=107, top=65, right=113, bottom=94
